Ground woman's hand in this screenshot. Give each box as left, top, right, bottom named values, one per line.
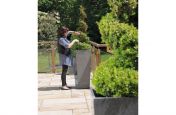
left=68, top=39, right=79, bottom=48
left=74, top=31, right=80, bottom=35
left=73, top=39, right=79, bottom=43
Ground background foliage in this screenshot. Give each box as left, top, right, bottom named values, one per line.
left=70, top=5, right=91, bottom=56
left=107, top=0, right=138, bottom=27
left=38, top=11, right=59, bottom=41
left=38, top=0, right=80, bottom=30
left=82, top=0, right=110, bottom=43
left=38, top=0, right=138, bottom=42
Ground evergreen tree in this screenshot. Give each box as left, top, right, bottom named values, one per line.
left=82, top=0, right=110, bottom=43
left=76, top=5, right=89, bottom=43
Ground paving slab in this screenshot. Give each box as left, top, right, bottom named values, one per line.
left=39, top=110, right=72, bottom=115
left=40, top=103, right=88, bottom=111
left=42, top=98, right=86, bottom=107
left=38, top=73, right=92, bottom=115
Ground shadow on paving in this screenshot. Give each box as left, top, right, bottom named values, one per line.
left=38, top=86, right=78, bottom=91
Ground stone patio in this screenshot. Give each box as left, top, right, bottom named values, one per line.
left=38, top=74, right=93, bottom=115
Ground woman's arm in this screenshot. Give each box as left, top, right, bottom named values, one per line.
left=67, top=31, right=80, bottom=36
left=66, top=31, right=80, bottom=48
left=59, top=38, right=79, bottom=49
left=67, top=39, right=79, bottom=48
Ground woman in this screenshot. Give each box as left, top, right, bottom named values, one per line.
left=58, top=26, right=80, bottom=90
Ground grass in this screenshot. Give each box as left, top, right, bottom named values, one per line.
left=38, top=49, right=112, bottom=73
left=38, top=50, right=62, bottom=73
left=100, top=51, right=112, bottom=62
left=38, top=51, right=51, bottom=73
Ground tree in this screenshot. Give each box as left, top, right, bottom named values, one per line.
left=107, top=0, right=138, bottom=27
left=77, top=5, right=88, bottom=33
left=74, top=5, right=89, bottom=44
left=82, top=0, right=110, bottom=43
left=38, top=0, right=80, bottom=30
left=93, top=0, right=138, bottom=98
left=38, top=11, right=59, bottom=41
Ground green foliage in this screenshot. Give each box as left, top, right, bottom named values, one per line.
left=73, top=42, right=91, bottom=50
left=57, top=0, right=80, bottom=30
left=74, top=4, right=89, bottom=44
left=38, top=0, right=138, bottom=42
left=98, top=13, right=138, bottom=69
left=107, top=0, right=138, bottom=26
left=70, top=33, right=91, bottom=57
left=71, top=33, right=90, bottom=45
left=79, top=5, right=87, bottom=21
left=114, top=49, right=138, bottom=70
left=82, top=0, right=110, bottom=42
left=77, top=20, right=88, bottom=33
left=98, top=13, right=138, bottom=50
left=38, top=0, right=54, bottom=12
left=77, top=5, right=88, bottom=33
left=93, top=10, right=138, bottom=97
left=97, top=13, right=118, bottom=48
left=70, top=4, right=91, bottom=57
left=76, top=32, right=89, bottom=43
left=82, top=0, right=138, bottom=42
left=38, top=0, right=80, bottom=30
left=38, top=42, right=52, bottom=49
left=92, top=57, right=138, bottom=97
left=38, top=11, right=59, bottom=41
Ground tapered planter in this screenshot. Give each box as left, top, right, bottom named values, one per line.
left=74, top=50, right=91, bottom=89
left=90, top=88, right=138, bottom=115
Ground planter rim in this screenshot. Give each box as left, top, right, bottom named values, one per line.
left=90, top=88, right=138, bottom=99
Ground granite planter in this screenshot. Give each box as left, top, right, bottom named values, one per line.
left=74, top=50, right=91, bottom=89
left=90, top=88, right=138, bottom=115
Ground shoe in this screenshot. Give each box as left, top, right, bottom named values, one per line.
left=61, top=86, right=70, bottom=90
left=66, top=85, right=71, bottom=89
left=65, top=84, right=71, bottom=89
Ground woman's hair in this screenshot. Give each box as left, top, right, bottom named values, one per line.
left=58, top=26, right=69, bottom=37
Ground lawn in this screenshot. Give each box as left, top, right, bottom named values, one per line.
left=100, top=50, right=112, bottom=62
left=38, top=49, right=112, bottom=73
left=38, top=50, right=62, bottom=73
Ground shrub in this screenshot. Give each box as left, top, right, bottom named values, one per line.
left=75, top=32, right=89, bottom=43
left=77, top=20, right=88, bottom=33
left=81, top=0, right=110, bottom=43
left=92, top=57, right=138, bottom=97
left=98, top=13, right=138, bottom=50
left=97, top=13, right=118, bottom=48
left=70, top=33, right=91, bottom=56
left=38, top=41, right=53, bottom=49
left=38, top=0, right=80, bottom=30
left=70, top=5, right=91, bottom=56
left=38, top=11, right=59, bottom=41
left=98, top=13, right=138, bottom=69
left=114, top=48, right=138, bottom=70
left=71, top=33, right=91, bottom=49
left=107, top=0, right=138, bottom=26
left=93, top=12, right=138, bottom=97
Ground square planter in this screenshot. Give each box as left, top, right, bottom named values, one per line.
left=74, top=50, right=91, bottom=89
left=90, top=88, right=138, bottom=115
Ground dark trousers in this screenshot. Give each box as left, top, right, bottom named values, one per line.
left=61, top=65, right=68, bottom=86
